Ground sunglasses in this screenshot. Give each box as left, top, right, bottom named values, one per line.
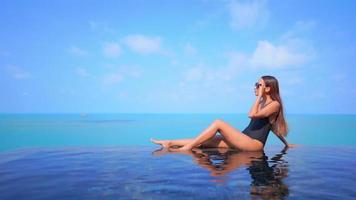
left=255, top=82, right=262, bottom=89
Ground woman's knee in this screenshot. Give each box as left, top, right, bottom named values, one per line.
left=213, top=119, right=224, bottom=128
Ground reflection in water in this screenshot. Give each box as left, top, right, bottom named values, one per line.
left=247, top=148, right=289, bottom=200
left=152, top=147, right=289, bottom=199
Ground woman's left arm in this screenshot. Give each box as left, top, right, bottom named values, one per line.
left=248, top=96, right=262, bottom=117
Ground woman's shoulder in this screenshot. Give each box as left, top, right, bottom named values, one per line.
left=262, top=100, right=280, bottom=115
left=272, top=100, right=281, bottom=107
left=268, top=100, right=280, bottom=107
left=263, top=100, right=280, bottom=107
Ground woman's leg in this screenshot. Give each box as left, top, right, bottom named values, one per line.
left=179, top=120, right=221, bottom=149
left=200, top=135, right=232, bottom=148
left=169, top=137, right=230, bottom=148
left=152, top=121, right=228, bottom=148
left=172, top=119, right=263, bottom=151
left=151, top=138, right=208, bottom=148
left=167, top=138, right=195, bottom=147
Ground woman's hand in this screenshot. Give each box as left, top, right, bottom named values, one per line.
left=257, top=85, right=264, bottom=97
left=287, top=144, right=299, bottom=148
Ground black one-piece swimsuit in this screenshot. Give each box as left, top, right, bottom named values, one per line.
left=242, top=102, right=278, bottom=146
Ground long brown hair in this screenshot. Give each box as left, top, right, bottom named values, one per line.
left=261, top=75, right=289, bottom=137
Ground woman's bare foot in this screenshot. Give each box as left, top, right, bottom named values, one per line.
left=150, top=138, right=171, bottom=148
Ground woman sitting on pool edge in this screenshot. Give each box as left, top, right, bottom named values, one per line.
left=151, top=75, right=297, bottom=151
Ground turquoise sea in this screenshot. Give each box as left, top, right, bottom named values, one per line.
left=1, top=113, right=356, bottom=151
left=1, top=113, right=356, bottom=199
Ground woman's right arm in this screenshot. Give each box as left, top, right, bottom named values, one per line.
left=277, top=134, right=289, bottom=147
left=276, top=133, right=298, bottom=148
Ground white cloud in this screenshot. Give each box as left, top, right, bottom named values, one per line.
left=225, top=19, right=316, bottom=70
left=168, top=17, right=316, bottom=111
left=68, top=46, right=87, bottom=56
left=225, top=40, right=312, bottom=70
left=103, top=42, right=122, bottom=58
left=177, top=35, right=313, bottom=99
left=5, top=65, right=31, bottom=79
left=177, top=37, right=312, bottom=104
left=250, top=40, right=310, bottom=69
left=247, top=20, right=316, bottom=69
left=227, top=0, right=269, bottom=30
left=123, top=34, right=161, bottom=54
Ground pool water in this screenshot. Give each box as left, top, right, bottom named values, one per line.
left=1, top=113, right=356, bottom=199
left=0, top=145, right=355, bottom=199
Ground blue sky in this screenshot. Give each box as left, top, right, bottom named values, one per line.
left=1, top=0, right=355, bottom=114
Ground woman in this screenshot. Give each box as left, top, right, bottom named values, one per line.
left=151, top=75, right=295, bottom=151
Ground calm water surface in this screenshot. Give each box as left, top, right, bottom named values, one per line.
left=0, top=146, right=355, bottom=199
left=1, top=113, right=356, bottom=151
left=0, top=114, right=356, bottom=199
